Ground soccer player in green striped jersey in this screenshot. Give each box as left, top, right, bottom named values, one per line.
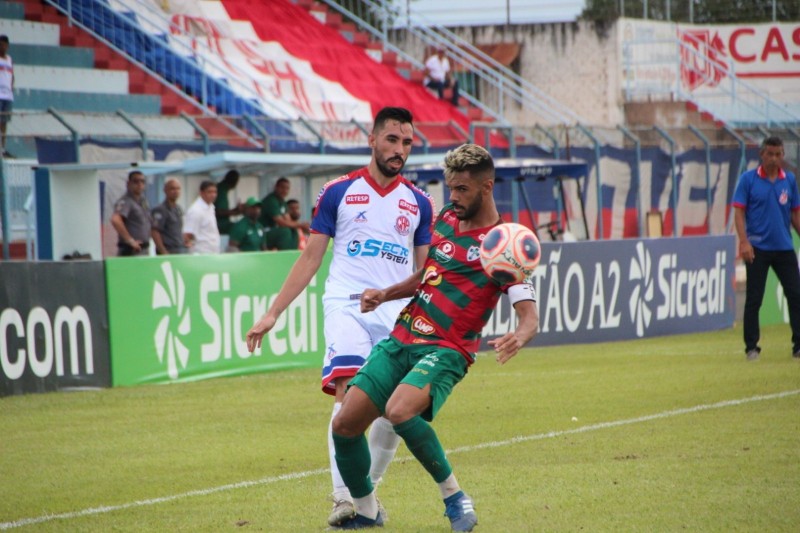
left=331, top=144, right=540, bottom=531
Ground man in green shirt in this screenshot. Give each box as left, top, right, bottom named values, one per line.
left=261, top=177, right=310, bottom=250
left=215, top=169, right=243, bottom=235
left=228, top=197, right=266, bottom=252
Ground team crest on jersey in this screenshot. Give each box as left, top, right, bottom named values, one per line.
left=434, top=240, right=455, bottom=263
left=398, top=199, right=419, bottom=214
left=346, top=194, right=370, bottom=204
left=395, top=215, right=411, bottom=236
left=467, top=245, right=481, bottom=262
left=780, top=190, right=789, bottom=205
left=412, top=316, right=435, bottom=335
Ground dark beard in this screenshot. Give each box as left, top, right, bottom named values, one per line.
left=376, top=157, right=404, bottom=178
left=455, top=195, right=482, bottom=220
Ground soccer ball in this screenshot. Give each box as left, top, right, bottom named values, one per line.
left=479, top=223, right=541, bottom=284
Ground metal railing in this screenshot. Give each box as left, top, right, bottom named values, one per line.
left=319, top=0, right=587, bottom=127
left=45, top=0, right=284, bottom=148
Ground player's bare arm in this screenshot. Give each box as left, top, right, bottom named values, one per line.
left=246, top=233, right=329, bottom=351
left=488, top=299, right=539, bottom=364
left=360, top=267, right=425, bottom=313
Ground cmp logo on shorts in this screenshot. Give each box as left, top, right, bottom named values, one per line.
left=628, top=242, right=654, bottom=337
left=152, top=262, right=191, bottom=379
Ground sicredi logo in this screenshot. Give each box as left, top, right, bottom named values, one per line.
left=628, top=242, right=654, bottom=337
left=150, top=262, right=320, bottom=380
left=152, top=262, right=191, bottom=379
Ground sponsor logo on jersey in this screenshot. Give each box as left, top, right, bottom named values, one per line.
left=467, top=245, right=481, bottom=262
left=434, top=240, right=455, bottom=263
left=347, top=239, right=410, bottom=264
left=422, top=265, right=443, bottom=286
left=346, top=194, right=370, bottom=204
left=395, top=215, right=411, bottom=236
left=354, top=210, right=368, bottom=223
left=412, top=316, right=435, bottom=335
left=399, top=199, right=418, bottom=214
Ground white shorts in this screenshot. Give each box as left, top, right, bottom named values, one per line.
left=320, top=299, right=406, bottom=395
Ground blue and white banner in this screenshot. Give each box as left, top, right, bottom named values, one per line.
left=482, top=235, right=736, bottom=347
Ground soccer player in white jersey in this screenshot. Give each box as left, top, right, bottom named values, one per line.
left=246, top=107, right=435, bottom=526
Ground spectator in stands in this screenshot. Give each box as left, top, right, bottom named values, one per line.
left=261, top=177, right=310, bottom=250
left=110, top=171, right=152, bottom=256
left=228, top=197, right=266, bottom=252
left=184, top=180, right=220, bottom=254
left=215, top=169, right=244, bottom=235
left=151, top=178, right=188, bottom=255
left=424, top=46, right=459, bottom=106
left=0, top=35, right=14, bottom=158
left=733, top=136, right=800, bottom=361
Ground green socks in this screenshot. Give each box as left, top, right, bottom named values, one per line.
left=393, top=416, right=453, bottom=483
left=332, top=432, right=374, bottom=499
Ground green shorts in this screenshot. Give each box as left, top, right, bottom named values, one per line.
left=349, top=336, right=468, bottom=422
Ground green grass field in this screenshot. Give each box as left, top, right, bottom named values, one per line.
left=2, top=323, right=799, bottom=532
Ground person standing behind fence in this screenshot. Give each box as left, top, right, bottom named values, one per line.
left=151, top=178, right=188, bottom=255
left=261, top=177, right=310, bottom=251
left=215, top=169, right=243, bottom=235
left=423, top=46, right=459, bottom=106
left=0, top=35, right=14, bottom=158
left=111, top=171, right=152, bottom=256
left=288, top=198, right=308, bottom=250
left=733, top=136, right=800, bottom=361
left=184, top=180, right=220, bottom=254
left=228, top=197, right=266, bottom=252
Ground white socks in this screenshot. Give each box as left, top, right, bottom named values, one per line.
left=368, top=416, right=401, bottom=485
left=353, top=492, right=379, bottom=520
left=438, top=473, right=462, bottom=499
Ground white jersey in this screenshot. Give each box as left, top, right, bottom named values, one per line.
left=311, top=167, right=435, bottom=311
left=0, top=54, right=12, bottom=101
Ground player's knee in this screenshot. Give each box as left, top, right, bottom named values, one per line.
left=331, top=411, right=359, bottom=437
left=383, top=402, right=416, bottom=426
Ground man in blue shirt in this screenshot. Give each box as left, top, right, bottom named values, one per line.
left=733, top=136, right=800, bottom=361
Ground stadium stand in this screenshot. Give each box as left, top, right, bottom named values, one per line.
left=0, top=0, right=508, bottom=161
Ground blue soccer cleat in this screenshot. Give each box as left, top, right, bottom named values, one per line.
left=443, top=491, right=478, bottom=532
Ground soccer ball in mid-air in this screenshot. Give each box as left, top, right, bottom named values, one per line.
left=479, top=222, right=541, bottom=284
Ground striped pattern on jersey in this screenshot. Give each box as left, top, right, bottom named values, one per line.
left=390, top=205, right=509, bottom=364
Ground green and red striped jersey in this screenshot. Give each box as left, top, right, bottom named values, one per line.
left=390, top=204, right=518, bottom=364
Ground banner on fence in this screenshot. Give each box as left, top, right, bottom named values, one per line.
left=0, top=261, right=111, bottom=396
left=106, top=252, right=329, bottom=386
left=481, top=235, right=736, bottom=347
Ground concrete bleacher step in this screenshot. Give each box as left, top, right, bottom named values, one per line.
left=15, top=64, right=129, bottom=94
left=11, top=42, right=94, bottom=68
left=0, top=1, right=25, bottom=20
left=0, top=17, right=60, bottom=46
left=15, top=88, right=161, bottom=114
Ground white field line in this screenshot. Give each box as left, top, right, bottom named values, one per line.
left=3, top=389, right=799, bottom=530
